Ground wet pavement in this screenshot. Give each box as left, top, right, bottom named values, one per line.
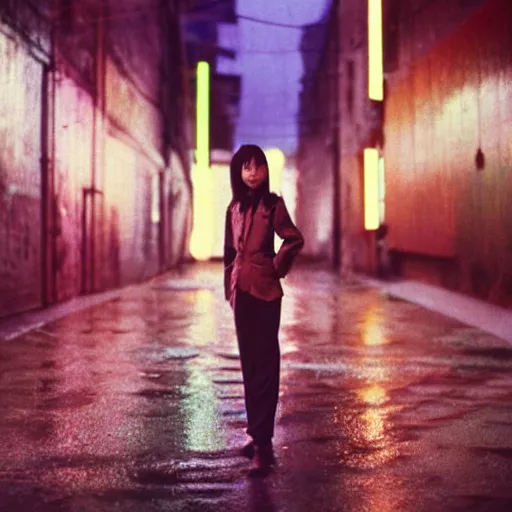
left=0, top=262, right=511, bottom=512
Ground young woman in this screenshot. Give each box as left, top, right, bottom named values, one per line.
left=223, top=144, right=304, bottom=477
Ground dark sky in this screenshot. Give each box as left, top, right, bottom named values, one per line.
left=218, top=0, right=330, bottom=156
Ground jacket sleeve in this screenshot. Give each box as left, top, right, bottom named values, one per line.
left=273, top=197, right=304, bottom=278
left=224, top=206, right=236, bottom=301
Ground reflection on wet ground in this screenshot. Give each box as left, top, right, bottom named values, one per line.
left=0, top=262, right=511, bottom=511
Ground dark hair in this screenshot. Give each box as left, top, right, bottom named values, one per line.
left=229, top=144, right=270, bottom=206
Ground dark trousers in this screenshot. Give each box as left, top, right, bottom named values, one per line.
left=234, top=288, right=282, bottom=446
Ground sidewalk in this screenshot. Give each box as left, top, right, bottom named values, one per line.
left=362, top=277, right=512, bottom=345
left=0, top=288, right=125, bottom=341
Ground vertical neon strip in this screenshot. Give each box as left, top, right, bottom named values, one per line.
left=368, top=0, right=383, bottom=101
left=378, top=156, right=385, bottom=222
left=196, top=61, right=210, bottom=167
left=190, top=61, right=212, bottom=260
left=364, top=148, right=380, bottom=230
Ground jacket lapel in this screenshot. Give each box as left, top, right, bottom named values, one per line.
left=232, top=203, right=245, bottom=251
left=242, top=203, right=257, bottom=246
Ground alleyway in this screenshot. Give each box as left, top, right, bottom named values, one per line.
left=0, top=263, right=511, bottom=511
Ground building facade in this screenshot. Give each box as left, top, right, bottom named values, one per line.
left=0, top=0, right=193, bottom=318
left=181, top=0, right=241, bottom=155
left=296, top=5, right=338, bottom=263
left=299, top=0, right=511, bottom=305
left=383, top=0, right=511, bottom=305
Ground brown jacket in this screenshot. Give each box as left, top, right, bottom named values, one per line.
left=224, top=193, right=304, bottom=304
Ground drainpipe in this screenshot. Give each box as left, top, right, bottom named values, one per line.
left=159, top=0, right=172, bottom=273
left=89, top=0, right=106, bottom=292
left=332, top=0, right=342, bottom=270
left=42, top=0, right=58, bottom=305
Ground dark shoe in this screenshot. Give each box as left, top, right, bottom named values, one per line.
left=247, top=443, right=275, bottom=478
left=240, top=440, right=255, bottom=459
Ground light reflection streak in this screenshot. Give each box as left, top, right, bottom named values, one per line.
left=360, top=408, right=385, bottom=444
left=334, top=305, right=399, bottom=475
left=182, top=360, right=225, bottom=452
left=186, top=289, right=216, bottom=345
left=358, top=384, right=387, bottom=405
left=181, top=289, right=225, bottom=452
left=362, top=308, right=388, bottom=346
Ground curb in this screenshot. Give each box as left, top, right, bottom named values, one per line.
left=0, top=288, right=126, bottom=342
left=360, top=276, right=512, bottom=345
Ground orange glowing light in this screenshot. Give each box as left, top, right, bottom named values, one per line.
left=358, top=384, right=387, bottom=405
left=189, top=163, right=214, bottom=261
left=364, top=148, right=380, bottom=230
left=368, top=0, right=383, bottom=101
left=211, top=162, right=232, bottom=258
left=361, top=308, right=388, bottom=346
left=361, top=408, right=385, bottom=443
left=265, top=147, right=286, bottom=252
left=264, top=147, right=285, bottom=194
left=189, top=61, right=213, bottom=261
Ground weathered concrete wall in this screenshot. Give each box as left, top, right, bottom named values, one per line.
left=53, top=74, right=94, bottom=301
left=0, top=30, right=43, bottom=316
left=103, top=49, right=163, bottom=286
left=103, top=135, right=159, bottom=287
left=296, top=11, right=336, bottom=262
left=384, top=0, right=512, bottom=305
left=338, top=0, right=374, bottom=277
left=0, top=1, right=193, bottom=318
left=296, top=136, right=334, bottom=261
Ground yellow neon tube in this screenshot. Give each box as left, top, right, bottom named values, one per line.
left=189, top=162, right=214, bottom=261
left=368, top=0, right=383, bottom=101
left=196, top=61, right=210, bottom=167
left=364, top=148, right=380, bottom=230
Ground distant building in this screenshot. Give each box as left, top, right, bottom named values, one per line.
left=181, top=0, right=241, bottom=153
left=296, top=4, right=338, bottom=263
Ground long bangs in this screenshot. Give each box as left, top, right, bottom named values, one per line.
left=229, top=144, right=270, bottom=202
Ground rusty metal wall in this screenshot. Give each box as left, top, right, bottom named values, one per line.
left=0, top=31, right=43, bottom=317
left=385, top=0, right=512, bottom=302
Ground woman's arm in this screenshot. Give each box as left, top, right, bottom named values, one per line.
left=273, top=197, right=304, bottom=278
left=224, top=206, right=236, bottom=301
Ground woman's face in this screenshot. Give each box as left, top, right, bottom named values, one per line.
left=241, top=158, right=268, bottom=190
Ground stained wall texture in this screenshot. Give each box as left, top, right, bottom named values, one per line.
left=53, top=76, right=94, bottom=301
left=0, top=1, right=193, bottom=318
left=0, top=33, right=43, bottom=316
left=384, top=0, right=512, bottom=304
left=296, top=11, right=336, bottom=262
